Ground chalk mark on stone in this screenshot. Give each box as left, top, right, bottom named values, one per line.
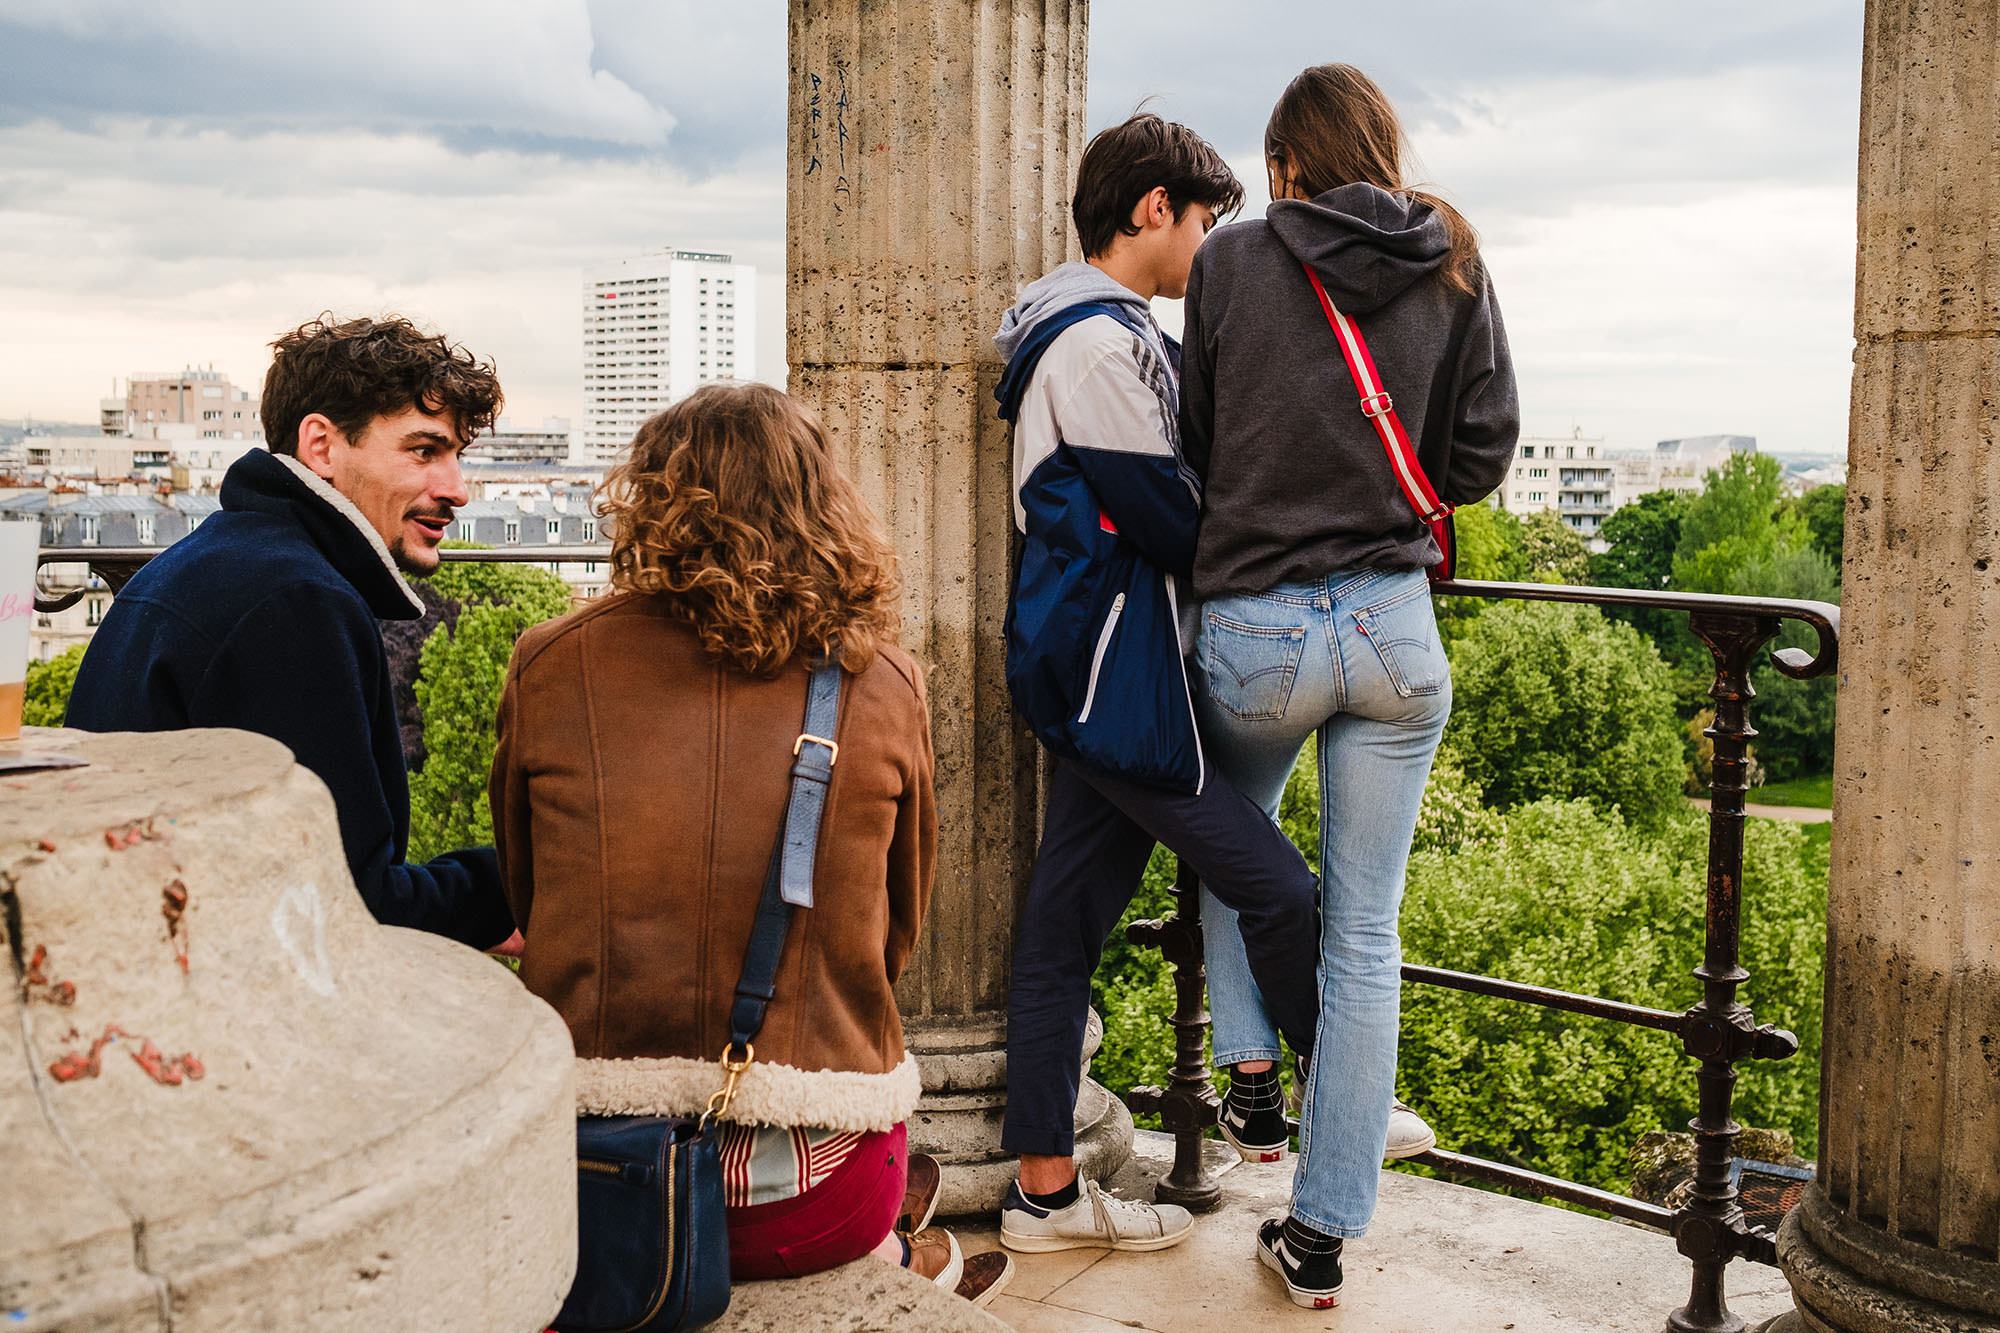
left=271, top=878, right=336, bottom=996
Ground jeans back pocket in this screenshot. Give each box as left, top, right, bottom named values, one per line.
left=1201, top=612, right=1307, bottom=721
left=1352, top=582, right=1447, bottom=699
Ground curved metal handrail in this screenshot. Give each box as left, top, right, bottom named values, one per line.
left=1433, top=577, right=1840, bottom=680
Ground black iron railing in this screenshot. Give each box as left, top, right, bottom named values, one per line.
left=31, top=545, right=616, bottom=614
left=1126, top=578, right=1839, bottom=1333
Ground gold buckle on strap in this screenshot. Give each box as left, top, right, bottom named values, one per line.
left=793, top=733, right=839, bottom=765
left=1360, top=391, right=1395, bottom=419
left=701, top=1042, right=755, bottom=1128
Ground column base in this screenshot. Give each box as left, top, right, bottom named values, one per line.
left=904, top=1011, right=1136, bottom=1217
left=1772, top=1184, right=2000, bottom=1333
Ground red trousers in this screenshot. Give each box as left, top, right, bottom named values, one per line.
left=724, top=1125, right=907, bottom=1280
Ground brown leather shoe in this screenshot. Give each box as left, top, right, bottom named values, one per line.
left=897, top=1152, right=941, bottom=1234
left=904, top=1227, right=964, bottom=1290
left=953, top=1249, right=1015, bottom=1308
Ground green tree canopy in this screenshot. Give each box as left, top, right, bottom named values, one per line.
left=1400, top=801, right=1827, bottom=1190
left=1453, top=501, right=1525, bottom=582
left=1591, top=489, right=1689, bottom=594
left=1444, top=599, right=1687, bottom=822
left=1799, top=482, right=1846, bottom=577
left=1516, top=509, right=1591, bottom=585
left=26, top=643, right=85, bottom=728
left=405, top=556, right=572, bottom=861
left=1672, top=452, right=1792, bottom=594
left=1589, top=489, right=1694, bottom=648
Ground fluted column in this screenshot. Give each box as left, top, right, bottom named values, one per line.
left=1770, top=2, right=2000, bottom=1329
left=787, top=1, right=1130, bottom=1212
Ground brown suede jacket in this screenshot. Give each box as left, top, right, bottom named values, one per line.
left=490, top=592, right=936, bottom=1132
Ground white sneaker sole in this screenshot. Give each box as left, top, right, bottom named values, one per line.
left=1258, top=1241, right=1342, bottom=1309
left=1217, top=1117, right=1288, bottom=1164
left=1384, top=1127, right=1437, bottom=1160
left=1000, top=1222, right=1194, bottom=1254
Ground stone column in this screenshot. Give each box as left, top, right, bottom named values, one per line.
left=1769, top=2, right=2000, bottom=1329
left=787, top=1, right=1131, bottom=1212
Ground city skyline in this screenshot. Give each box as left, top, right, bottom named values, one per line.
left=0, top=2, right=1863, bottom=456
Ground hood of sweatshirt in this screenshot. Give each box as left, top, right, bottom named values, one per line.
left=1266, top=182, right=1452, bottom=317
left=993, top=260, right=1157, bottom=363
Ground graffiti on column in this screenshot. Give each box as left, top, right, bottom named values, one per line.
left=833, top=61, right=851, bottom=212
left=801, top=63, right=855, bottom=213
left=804, top=71, right=822, bottom=177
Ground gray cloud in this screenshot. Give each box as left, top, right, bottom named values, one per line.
left=0, top=3, right=1867, bottom=455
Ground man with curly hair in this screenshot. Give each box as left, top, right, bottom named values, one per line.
left=68, top=315, right=517, bottom=951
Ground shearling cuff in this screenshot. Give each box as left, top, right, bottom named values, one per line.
left=573, top=1050, right=922, bottom=1134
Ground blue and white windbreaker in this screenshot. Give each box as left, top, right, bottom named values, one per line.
left=994, top=262, right=1206, bottom=793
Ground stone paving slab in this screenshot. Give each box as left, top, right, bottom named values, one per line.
left=956, top=1132, right=1797, bottom=1332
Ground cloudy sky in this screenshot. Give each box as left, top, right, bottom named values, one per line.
left=0, top=1, right=1862, bottom=454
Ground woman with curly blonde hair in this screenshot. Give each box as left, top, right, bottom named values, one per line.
left=491, top=383, right=1008, bottom=1303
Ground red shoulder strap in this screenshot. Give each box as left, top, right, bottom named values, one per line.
left=1302, top=264, right=1454, bottom=581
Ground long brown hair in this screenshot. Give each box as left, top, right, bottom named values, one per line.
left=598, top=383, right=901, bottom=677
left=1264, top=64, right=1481, bottom=296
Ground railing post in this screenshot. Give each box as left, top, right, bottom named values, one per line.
left=1668, top=611, right=1801, bottom=1333
left=1125, top=859, right=1223, bottom=1211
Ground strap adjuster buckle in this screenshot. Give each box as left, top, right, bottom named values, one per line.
left=1360, top=392, right=1394, bottom=419
left=793, top=733, right=838, bottom=766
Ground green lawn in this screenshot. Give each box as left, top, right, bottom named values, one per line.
left=1753, top=772, right=1833, bottom=808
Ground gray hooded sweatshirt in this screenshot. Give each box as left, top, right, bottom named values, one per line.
left=1180, top=182, right=1519, bottom=598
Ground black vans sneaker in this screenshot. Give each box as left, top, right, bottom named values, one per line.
left=1218, top=1066, right=1289, bottom=1163
left=1257, top=1216, right=1343, bottom=1309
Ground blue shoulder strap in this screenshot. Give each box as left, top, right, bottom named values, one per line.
left=726, top=660, right=843, bottom=1054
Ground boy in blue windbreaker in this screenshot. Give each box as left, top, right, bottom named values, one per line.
left=993, top=114, right=1325, bottom=1253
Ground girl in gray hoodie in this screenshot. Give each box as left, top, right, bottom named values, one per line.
left=1179, top=63, right=1519, bottom=1309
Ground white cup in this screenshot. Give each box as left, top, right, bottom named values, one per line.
left=0, top=520, right=39, bottom=742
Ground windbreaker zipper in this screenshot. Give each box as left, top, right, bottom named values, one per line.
left=1162, top=574, right=1206, bottom=794
left=1076, top=593, right=1126, bottom=725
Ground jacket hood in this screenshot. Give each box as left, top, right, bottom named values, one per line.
left=220, top=449, right=426, bottom=619
left=993, top=261, right=1156, bottom=363
left=1266, top=182, right=1452, bottom=316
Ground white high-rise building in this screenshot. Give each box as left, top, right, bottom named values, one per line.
left=579, top=250, right=757, bottom=465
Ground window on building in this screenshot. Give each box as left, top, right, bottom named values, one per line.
left=505, top=519, right=520, bottom=544
left=79, top=516, right=99, bottom=545
left=136, top=516, right=154, bottom=544
left=1586, top=446, right=1596, bottom=458
left=455, top=520, right=474, bottom=542
left=85, top=598, right=105, bottom=626
left=547, top=518, right=561, bottom=541
left=581, top=519, right=597, bottom=541
left=186, top=515, right=203, bottom=532
left=1520, top=444, right=1533, bottom=458
left=1566, top=446, right=1576, bottom=458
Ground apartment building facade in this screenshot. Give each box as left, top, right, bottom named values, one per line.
left=579, top=250, right=757, bottom=466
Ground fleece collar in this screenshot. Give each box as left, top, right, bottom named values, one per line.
left=219, top=449, right=426, bottom=619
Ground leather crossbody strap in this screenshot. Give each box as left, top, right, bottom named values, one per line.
left=1302, top=263, right=1456, bottom=580
left=725, top=661, right=843, bottom=1057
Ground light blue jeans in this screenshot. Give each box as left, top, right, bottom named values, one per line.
left=1194, top=568, right=1451, bottom=1239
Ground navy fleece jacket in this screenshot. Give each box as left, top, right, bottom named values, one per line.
left=66, top=448, right=515, bottom=949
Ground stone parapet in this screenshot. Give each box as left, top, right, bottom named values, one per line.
left=1, top=728, right=576, bottom=1332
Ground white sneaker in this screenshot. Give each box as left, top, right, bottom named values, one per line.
left=999, top=1178, right=1194, bottom=1253
left=1385, top=1101, right=1436, bottom=1159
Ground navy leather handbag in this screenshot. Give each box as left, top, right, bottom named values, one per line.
left=552, top=662, right=844, bottom=1333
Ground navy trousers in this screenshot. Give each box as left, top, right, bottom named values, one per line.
left=1001, top=758, right=1322, bottom=1158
